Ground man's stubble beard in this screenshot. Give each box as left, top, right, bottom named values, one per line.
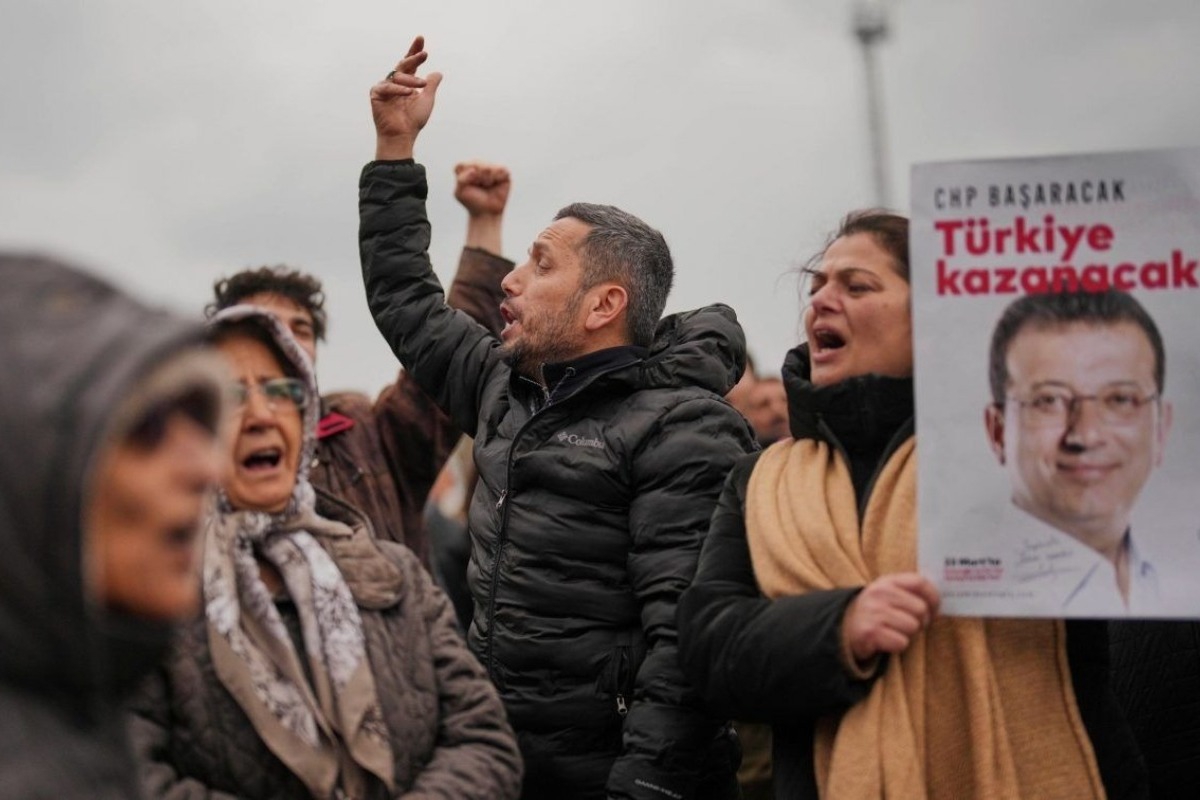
left=501, top=293, right=588, bottom=380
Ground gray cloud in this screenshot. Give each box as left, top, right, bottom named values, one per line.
left=2, top=0, right=1197, bottom=392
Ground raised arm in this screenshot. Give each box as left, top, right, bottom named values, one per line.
left=361, top=38, right=506, bottom=433
left=455, top=160, right=511, bottom=256
left=364, top=161, right=513, bottom=557
left=448, top=160, right=513, bottom=337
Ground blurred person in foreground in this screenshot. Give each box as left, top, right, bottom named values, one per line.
left=129, top=307, right=522, bottom=799
left=205, top=160, right=511, bottom=567
left=360, top=38, right=756, bottom=800
left=677, top=212, right=1148, bottom=799
left=0, top=254, right=227, bottom=799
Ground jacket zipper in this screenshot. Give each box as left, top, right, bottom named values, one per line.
left=484, top=479, right=513, bottom=679
left=614, top=644, right=631, bottom=717
left=483, top=417, right=533, bottom=679
left=481, top=363, right=637, bottom=680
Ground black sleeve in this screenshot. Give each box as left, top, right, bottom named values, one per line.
left=359, top=161, right=506, bottom=435
left=677, top=455, right=881, bottom=723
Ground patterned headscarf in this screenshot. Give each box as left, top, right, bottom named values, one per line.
left=202, top=307, right=393, bottom=798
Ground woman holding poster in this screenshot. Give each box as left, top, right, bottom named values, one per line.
left=677, top=211, right=1145, bottom=799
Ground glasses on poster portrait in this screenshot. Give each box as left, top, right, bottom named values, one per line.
left=227, top=377, right=309, bottom=413
left=1002, top=386, right=1160, bottom=428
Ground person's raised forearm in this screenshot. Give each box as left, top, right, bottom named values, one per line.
left=454, top=160, right=511, bottom=255
left=464, top=214, right=503, bottom=253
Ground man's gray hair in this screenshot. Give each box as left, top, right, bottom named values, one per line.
left=554, top=203, right=674, bottom=348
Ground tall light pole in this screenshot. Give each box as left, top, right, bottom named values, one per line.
left=853, top=0, right=891, bottom=208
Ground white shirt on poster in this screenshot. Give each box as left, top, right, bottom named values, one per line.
left=1003, top=504, right=1158, bottom=617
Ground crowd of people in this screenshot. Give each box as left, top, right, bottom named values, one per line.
left=1, top=33, right=1196, bottom=800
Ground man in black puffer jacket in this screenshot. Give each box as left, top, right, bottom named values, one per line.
left=358, top=39, right=757, bottom=800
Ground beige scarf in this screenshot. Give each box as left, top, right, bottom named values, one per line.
left=204, top=485, right=394, bottom=799
left=745, top=437, right=1105, bottom=800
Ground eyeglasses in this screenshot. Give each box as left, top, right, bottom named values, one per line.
left=229, top=378, right=308, bottom=412
left=1004, top=387, right=1159, bottom=428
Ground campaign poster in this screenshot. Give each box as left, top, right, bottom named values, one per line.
left=911, top=147, right=1200, bottom=618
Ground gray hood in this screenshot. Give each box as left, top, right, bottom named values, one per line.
left=0, top=254, right=221, bottom=713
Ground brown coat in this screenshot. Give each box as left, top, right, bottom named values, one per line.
left=128, top=490, right=523, bottom=800
left=311, top=247, right=509, bottom=567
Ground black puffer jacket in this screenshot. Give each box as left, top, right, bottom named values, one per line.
left=360, top=161, right=757, bottom=800
left=0, top=256, right=218, bottom=799
left=678, top=344, right=1148, bottom=799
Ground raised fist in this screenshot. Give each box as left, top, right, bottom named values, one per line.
left=454, top=161, right=512, bottom=218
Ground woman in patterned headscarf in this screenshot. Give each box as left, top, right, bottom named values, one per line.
left=129, top=306, right=522, bottom=800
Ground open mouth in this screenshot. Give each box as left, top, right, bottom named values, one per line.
left=499, top=303, right=520, bottom=340
left=811, top=327, right=846, bottom=352
left=241, top=447, right=283, bottom=471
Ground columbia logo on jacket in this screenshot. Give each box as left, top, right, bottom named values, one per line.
left=557, top=431, right=605, bottom=449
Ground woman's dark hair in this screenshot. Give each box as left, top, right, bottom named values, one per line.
left=809, top=210, right=910, bottom=281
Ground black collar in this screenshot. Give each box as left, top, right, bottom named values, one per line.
left=541, top=345, right=647, bottom=404
left=781, top=343, right=914, bottom=455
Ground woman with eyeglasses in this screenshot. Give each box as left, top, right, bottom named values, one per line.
left=129, top=306, right=522, bottom=800
left=676, top=212, right=1147, bottom=799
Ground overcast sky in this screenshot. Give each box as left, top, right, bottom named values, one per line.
left=3, top=0, right=1197, bottom=393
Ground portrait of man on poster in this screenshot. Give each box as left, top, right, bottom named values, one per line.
left=984, top=288, right=1173, bottom=614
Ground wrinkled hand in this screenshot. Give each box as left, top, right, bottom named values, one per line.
left=454, top=161, right=511, bottom=217
left=370, top=36, right=443, bottom=159
left=841, top=572, right=940, bottom=664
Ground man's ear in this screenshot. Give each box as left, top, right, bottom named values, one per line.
left=583, top=283, right=628, bottom=334
left=984, top=404, right=1006, bottom=465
